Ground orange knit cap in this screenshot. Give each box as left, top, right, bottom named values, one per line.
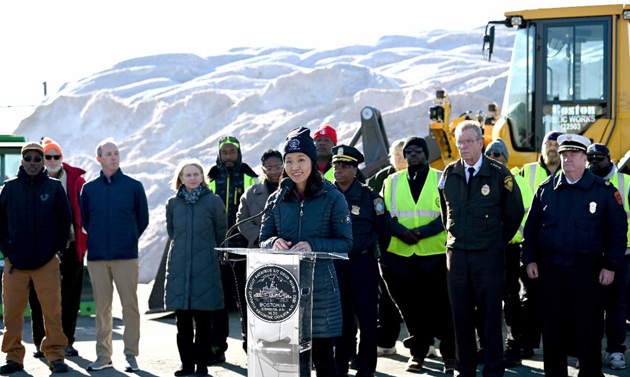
left=42, top=137, right=63, bottom=159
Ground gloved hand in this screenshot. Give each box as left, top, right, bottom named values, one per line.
left=400, top=230, right=419, bottom=245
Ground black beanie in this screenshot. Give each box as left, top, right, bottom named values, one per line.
left=402, top=136, right=429, bottom=160
left=283, top=127, right=318, bottom=163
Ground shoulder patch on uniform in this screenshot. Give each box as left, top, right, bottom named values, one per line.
left=615, top=190, right=623, bottom=205
left=373, top=198, right=385, bottom=215
left=504, top=175, right=513, bottom=192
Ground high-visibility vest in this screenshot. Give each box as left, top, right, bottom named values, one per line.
left=323, top=168, right=334, bottom=182
left=209, top=174, right=258, bottom=210
left=510, top=170, right=533, bottom=244
left=383, top=168, right=447, bottom=256
left=610, top=171, right=630, bottom=248
left=521, top=162, right=559, bottom=193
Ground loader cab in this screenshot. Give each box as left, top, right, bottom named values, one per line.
left=484, top=5, right=630, bottom=168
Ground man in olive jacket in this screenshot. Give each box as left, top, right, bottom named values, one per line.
left=0, top=143, right=72, bottom=374
left=439, top=121, right=523, bottom=377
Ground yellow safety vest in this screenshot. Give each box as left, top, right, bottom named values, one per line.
left=610, top=171, right=630, bottom=248
left=383, top=168, right=447, bottom=256
left=521, top=161, right=560, bottom=193
left=323, top=168, right=334, bottom=182
left=510, top=170, right=533, bottom=244
left=209, top=174, right=258, bottom=211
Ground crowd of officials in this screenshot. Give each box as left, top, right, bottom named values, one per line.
left=0, top=120, right=628, bottom=377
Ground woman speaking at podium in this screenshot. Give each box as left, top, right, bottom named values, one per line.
left=260, top=127, right=353, bottom=377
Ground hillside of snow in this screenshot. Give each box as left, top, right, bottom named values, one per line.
left=16, top=27, right=515, bottom=283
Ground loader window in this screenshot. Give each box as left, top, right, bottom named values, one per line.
left=503, top=26, right=535, bottom=151
left=545, top=23, right=605, bottom=102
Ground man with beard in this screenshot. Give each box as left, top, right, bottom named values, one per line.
left=28, top=138, right=87, bottom=359
left=207, top=136, right=258, bottom=363
left=314, top=124, right=337, bottom=181
left=380, top=136, right=456, bottom=374
left=517, top=130, right=562, bottom=358
left=237, top=149, right=283, bottom=248
left=587, top=143, right=630, bottom=370
left=0, top=143, right=72, bottom=374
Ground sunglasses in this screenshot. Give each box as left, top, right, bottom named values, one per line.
left=45, top=155, right=61, bottom=160
left=492, top=151, right=502, bottom=158
left=23, top=156, right=42, bottom=163
left=587, top=155, right=606, bottom=162
left=403, top=147, right=424, bottom=154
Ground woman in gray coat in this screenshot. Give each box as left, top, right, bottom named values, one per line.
left=165, top=158, right=227, bottom=377
left=260, top=127, right=353, bottom=377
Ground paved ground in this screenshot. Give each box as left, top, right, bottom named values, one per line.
left=1, top=283, right=629, bottom=377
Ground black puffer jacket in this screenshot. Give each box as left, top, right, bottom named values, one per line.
left=260, top=180, right=352, bottom=338
left=0, top=167, right=72, bottom=270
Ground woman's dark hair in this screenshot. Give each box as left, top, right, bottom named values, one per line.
left=261, top=149, right=282, bottom=164
left=279, top=156, right=323, bottom=198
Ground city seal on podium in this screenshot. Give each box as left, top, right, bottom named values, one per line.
left=246, top=265, right=300, bottom=323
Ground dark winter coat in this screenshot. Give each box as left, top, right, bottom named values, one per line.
left=0, top=167, right=72, bottom=270
left=164, top=187, right=227, bottom=311
left=260, top=180, right=352, bottom=338
left=237, top=180, right=273, bottom=248
left=80, top=168, right=149, bottom=261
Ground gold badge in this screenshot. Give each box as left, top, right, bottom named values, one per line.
left=589, top=201, right=597, bottom=214
left=351, top=205, right=361, bottom=215
left=504, top=176, right=513, bottom=192
left=481, top=184, right=490, bottom=196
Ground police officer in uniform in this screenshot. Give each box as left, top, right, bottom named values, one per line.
left=587, top=143, right=630, bottom=370
left=523, top=135, right=627, bottom=377
left=439, top=121, right=524, bottom=377
left=331, top=145, right=392, bottom=377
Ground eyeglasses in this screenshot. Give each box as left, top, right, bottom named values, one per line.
left=403, top=147, right=424, bottom=154
left=456, top=138, right=481, bottom=147
left=45, top=155, right=61, bottom=160
left=587, top=155, right=606, bottom=162
left=23, top=156, right=42, bottom=163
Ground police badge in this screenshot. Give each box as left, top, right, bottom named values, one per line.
left=589, top=202, right=597, bottom=214
left=503, top=176, right=513, bottom=192
left=481, top=184, right=490, bottom=196
left=373, top=198, right=385, bottom=215
left=351, top=205, right=361, bottom=215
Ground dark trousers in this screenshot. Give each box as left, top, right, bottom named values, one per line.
left=604, top=254, right=630, bottom=353
left=301, top=338, right=337, bottom=377
left=176, top=310, right=216, bottom=368
left=213, top=260, right=247, bottom=353
left=447, top=247, right=505, bottom=377
left=377, top=277, right=402, bottom=348
left=29, top=243, right=83, bottom=347
left=381, top=254, right=456, bottom=361
left=334, top=253, right=379, bottom=374
left=520, top=264, right=541, bottom=351
left=540, top=266, right=604, bottom=377
left=503, top=243, right=523, bottom=355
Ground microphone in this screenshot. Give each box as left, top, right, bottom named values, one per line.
left=271, top=177, right=294, bottom=209
left=220, top=177, right=294, bottom=248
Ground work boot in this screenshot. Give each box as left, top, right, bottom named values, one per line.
left=49, top=360, right=69, bottom=373
left=0, top=361, right=24, bottom=374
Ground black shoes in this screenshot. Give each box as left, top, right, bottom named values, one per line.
left=65, top=345, right=79, bottom=357
left=174, top=366, right=195, bottom=376
left=0, top=361, right=24, bottom=374
left=207, top=351, right=226, bottom=365
left=33, top=346, right=44, bottom=358
left=49, top=360, right=69, bottom=373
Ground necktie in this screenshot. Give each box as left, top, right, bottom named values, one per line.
left=467, top=167, right=475, bottom=199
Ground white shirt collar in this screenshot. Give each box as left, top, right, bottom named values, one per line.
left=463, top=155, right=483, bottom=175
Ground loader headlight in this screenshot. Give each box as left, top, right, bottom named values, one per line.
left=510, top=16, right=523, bottom=27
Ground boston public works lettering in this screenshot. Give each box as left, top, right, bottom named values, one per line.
left=246, top=265, right=300, bottom=323
left=542, top=104, right=599, bottom=132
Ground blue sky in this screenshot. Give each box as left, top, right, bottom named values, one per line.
left=0, top=0, right=616, bottom=134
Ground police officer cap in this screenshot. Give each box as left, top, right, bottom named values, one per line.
left=586, top=143, right=610, bottom=158
left=332, top=145, right=364, bottom=166
left=557, top=134, right=591, bottom=154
